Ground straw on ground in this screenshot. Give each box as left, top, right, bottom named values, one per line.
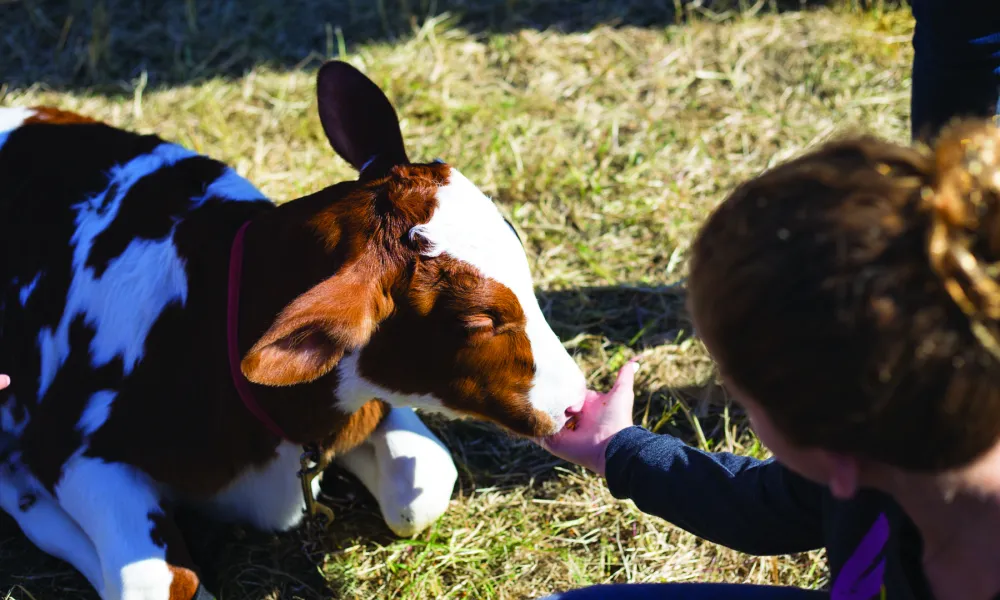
left=2, top=1, right=912, bottom=598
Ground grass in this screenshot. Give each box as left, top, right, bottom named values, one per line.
left=1, top=0, right=915, bottom=598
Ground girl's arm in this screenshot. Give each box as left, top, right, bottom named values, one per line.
left=604, top=425, right=824, bottom=555
left=539, top=363, right=825, bottom=556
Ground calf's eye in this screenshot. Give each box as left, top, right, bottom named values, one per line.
left=463, top=314, right=494, bottom=331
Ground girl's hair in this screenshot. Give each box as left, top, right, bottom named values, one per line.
left=688, top=120, right=1000, bottom=472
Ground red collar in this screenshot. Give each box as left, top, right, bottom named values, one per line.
left=227, top=221, right=290, bottom=440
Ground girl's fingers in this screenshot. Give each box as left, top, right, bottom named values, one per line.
left=611, top=360, right=640, bottom=394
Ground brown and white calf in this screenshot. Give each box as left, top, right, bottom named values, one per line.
left=0, top=61, right=586, bottom=600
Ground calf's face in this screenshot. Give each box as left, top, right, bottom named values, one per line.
left=240, top=61, right=586, bottom=438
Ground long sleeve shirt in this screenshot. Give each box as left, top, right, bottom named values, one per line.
left=604, top=426, right=935, bottom=599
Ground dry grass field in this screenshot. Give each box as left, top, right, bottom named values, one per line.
left=2, top=0, right=914, bottom=598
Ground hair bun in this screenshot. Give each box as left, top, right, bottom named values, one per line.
left=931, top=120, right=1000, bottom=225
left=925, top=120, right=1000, bottom=359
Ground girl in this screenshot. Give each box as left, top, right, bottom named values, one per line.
left=541, top=120, right=1000, bottom=600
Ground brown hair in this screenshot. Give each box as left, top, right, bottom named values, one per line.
left=688, top=120, right=1000, bottom=472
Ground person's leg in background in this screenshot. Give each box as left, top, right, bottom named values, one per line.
left=910, top=0, right=1000, bottom=142
left=540, top=583, right=827, bottom=599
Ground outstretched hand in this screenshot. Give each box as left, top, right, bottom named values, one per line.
left=0, top=375, right=9, bottom=390
left=536, top=360, right=639, bottom=477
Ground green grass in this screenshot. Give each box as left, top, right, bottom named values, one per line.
left=1, top=0, right=914, bottom=598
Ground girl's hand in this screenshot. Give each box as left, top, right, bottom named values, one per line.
left=537, top=361, right=639, bottom=477
left=0, top=375, right=10, bottom=390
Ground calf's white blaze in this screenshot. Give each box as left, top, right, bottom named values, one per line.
left=412, top=168, right=586, bottom=430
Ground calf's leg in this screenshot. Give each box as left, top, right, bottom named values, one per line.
left=336, top=406, right=457, bottom=537
left=0, top=450, right=105, bottom=594
left=56, top=455, right=213, bottom=600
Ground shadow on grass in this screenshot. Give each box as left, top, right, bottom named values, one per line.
left=0, top=471, right=407, bottom=599
left=2, top=0, right=900, bottom=94
left=0, top=282, right=744, bottom=599
left=540, top=283, right=693, bottom=348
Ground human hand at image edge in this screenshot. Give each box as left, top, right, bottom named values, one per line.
left=537, top=360, right=640, bottom=477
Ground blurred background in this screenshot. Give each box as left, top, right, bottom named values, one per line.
left=2, top=0, right=911, bottom=598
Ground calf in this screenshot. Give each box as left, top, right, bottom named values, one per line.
left=0, top=61, right=586, bottom=600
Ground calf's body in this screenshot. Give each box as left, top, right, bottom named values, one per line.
left=0, top=62, right=586, bottom=600
left=0, top=105, right=440, bottom=598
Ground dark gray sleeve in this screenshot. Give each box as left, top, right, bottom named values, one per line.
left=604, top=426, right=826, bottom=555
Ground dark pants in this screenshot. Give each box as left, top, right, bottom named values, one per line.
left=910, top=0, right=1000, bottom=141
left=541, top=583, right=827, bottom=599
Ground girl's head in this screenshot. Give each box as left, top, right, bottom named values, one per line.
left=688, top=120, right=1000, bottom=486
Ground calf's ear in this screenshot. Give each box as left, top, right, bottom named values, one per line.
left=241, top=256, right=394, bottom=386
left=316, top=60, right=409, bottom=173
